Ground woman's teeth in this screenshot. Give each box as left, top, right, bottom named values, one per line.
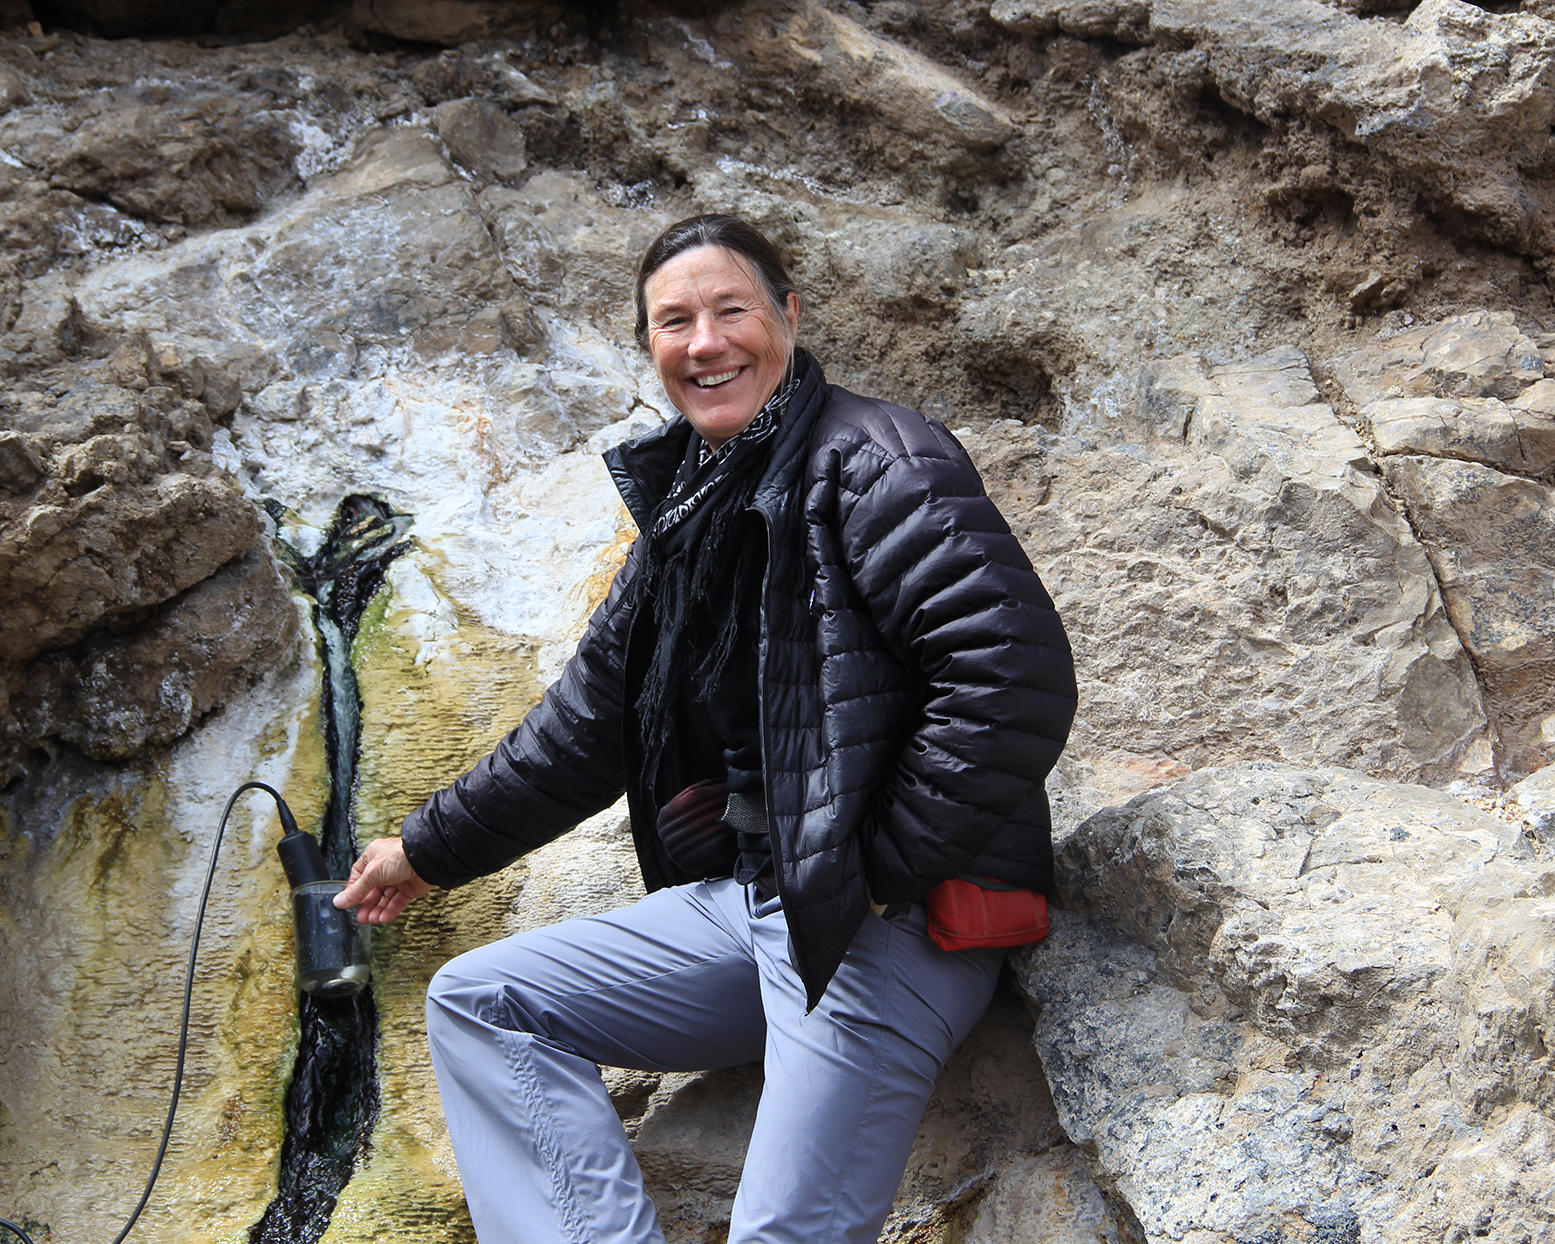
left=693, top=369, right=740, bottom=387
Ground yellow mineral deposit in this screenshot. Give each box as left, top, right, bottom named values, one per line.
left=1, top=635, right=329, bottom=1244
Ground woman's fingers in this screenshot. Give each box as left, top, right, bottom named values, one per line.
left=334, top=837, right=432, bottom=922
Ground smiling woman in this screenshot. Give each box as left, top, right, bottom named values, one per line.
left=639, top=231, right=799, bottom=449
left=336, top=213, right=1078, bottom=1244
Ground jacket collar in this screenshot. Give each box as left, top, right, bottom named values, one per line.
left=602, top=417, right=694, bottom=530
left=602, top=352, right=828, bottom=529
left=752, top=351, right=826, bottom=517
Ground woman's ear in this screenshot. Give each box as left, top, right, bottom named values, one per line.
left=785, top=290, right=800, bottom=338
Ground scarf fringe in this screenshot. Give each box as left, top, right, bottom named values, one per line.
left=633, top=360, right=805, bottom=792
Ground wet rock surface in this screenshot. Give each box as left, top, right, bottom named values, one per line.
left=0, top=2, right=1552, bottom=1241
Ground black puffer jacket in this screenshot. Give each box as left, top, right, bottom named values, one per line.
left=402, top=361, right=1077, bottom=1008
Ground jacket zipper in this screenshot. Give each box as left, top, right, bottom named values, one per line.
left=752, top=502, right=810, bottom=1003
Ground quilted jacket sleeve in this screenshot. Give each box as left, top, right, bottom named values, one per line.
left=399, top=546, right=638, bottom=889
left=837, top=415, right=1077, bottom=899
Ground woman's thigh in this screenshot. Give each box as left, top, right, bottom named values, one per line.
left=733, top=902, right=1003, bottom=1243
left=427, top=879, right=768, bottom=1073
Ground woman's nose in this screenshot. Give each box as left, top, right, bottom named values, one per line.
left=688, top=313, right=724, bottom=356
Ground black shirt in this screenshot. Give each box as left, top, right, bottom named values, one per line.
left=657, top=434, right=774, bottom=891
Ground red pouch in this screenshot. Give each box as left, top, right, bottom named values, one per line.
left=924, top=876, right=1049, bottom=952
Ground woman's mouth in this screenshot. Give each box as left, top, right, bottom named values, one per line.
left=692, top=368, right=741, bottom=388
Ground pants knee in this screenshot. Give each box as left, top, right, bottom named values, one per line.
left=425, top=955, right=476, bottom=1051
left=425, top=941, right=554, bottom=1048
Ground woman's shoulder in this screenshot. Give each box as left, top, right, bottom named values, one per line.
left=811, top=384, right=973, bottom=470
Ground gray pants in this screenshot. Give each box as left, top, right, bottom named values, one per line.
left=425, top=877, right=1004, bottom=1244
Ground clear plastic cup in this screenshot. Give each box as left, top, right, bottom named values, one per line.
left=291, top=880, right=370, bottom=997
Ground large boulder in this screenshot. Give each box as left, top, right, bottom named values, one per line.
left=3, top=549, right=301, bottom=762
left=43, top=93, right=299, bottom=226
left=0, top=441, right=262, bottom=661
left=1016, top=763, right=1555, bottom=1243
left=0, top=343, right=297, bottom=779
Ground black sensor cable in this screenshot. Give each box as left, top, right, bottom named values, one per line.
left=2, top=782, right=300, bottom=1244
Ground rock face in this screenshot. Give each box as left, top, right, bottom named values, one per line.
left=988, top=0, right=1555, bottom=260
left=970, top=344, right=1488, bottom=824
left=1016, top=764, right=1555, bottom=1243
left=0, top=336, right=299, bottom=781
left=1, top=3, right=1553, bottom=1243
left=1329, top=313, right=1555, bottom=780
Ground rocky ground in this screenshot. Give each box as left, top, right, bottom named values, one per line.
left=0, top=1, right=1552, bottom=1241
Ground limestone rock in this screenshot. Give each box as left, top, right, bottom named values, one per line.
left=77, top=126, right=513, bottom=367
left=954, top=186, right=1290, bottom=413
left=76, top=130, right=649, bottom=656
left=0, top=429, right=43, bottom=491
left=411, top=48, right=558, bottom=108
left=0, top=56, right=30, bottom=100
left=1331, top=312, right=1555, bottom=475
left=44, top=94, right=299, bottom=226
left=1331, top=311, right=1547, bottom=409
left=0, top=450, right=262, bottom=663
left=972, top=346, right=1486, bottom=826
left=1383, top=456, right=1555, bottom=777
left=432, top=97, right=528, bottom=182
left=2, top=548, right=301, bottom=764
left=1363, top=395, right=1555, bottom=475
left=741, top=1, right=1015, bottom=155
left=822, top=220, right=978, bottom=312
left=0, top=333, right=299, bottom=777
left=0, top=272, right=86, bottom=366
left=961, top=1147, right=1141, bottom=1243
left=480, top=170, right=672, bottom=327
left=989, top=0, right=1555, bottom=259
left=1510, top=764, right=1555, bottom=841
left=1016, top=763, right=1555, bottom=1243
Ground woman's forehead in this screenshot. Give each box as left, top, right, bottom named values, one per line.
left=644, top=245, right=764, bottom=310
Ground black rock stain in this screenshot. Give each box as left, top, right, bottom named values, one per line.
left=251, top=495, right=411, bottom=1244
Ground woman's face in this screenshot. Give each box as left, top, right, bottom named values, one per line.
left=643, top=244, right=799, bottom=450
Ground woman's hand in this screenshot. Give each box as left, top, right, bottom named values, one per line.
left=334, top=836, right=434, bottom=924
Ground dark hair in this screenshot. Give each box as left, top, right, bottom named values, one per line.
left=633, top=214, right=798, bottom=347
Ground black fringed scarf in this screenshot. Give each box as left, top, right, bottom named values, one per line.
left=633, top=352, right=810, bottom=792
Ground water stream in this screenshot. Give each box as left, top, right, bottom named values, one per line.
left=250, top=495, right=411, bottom=1244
